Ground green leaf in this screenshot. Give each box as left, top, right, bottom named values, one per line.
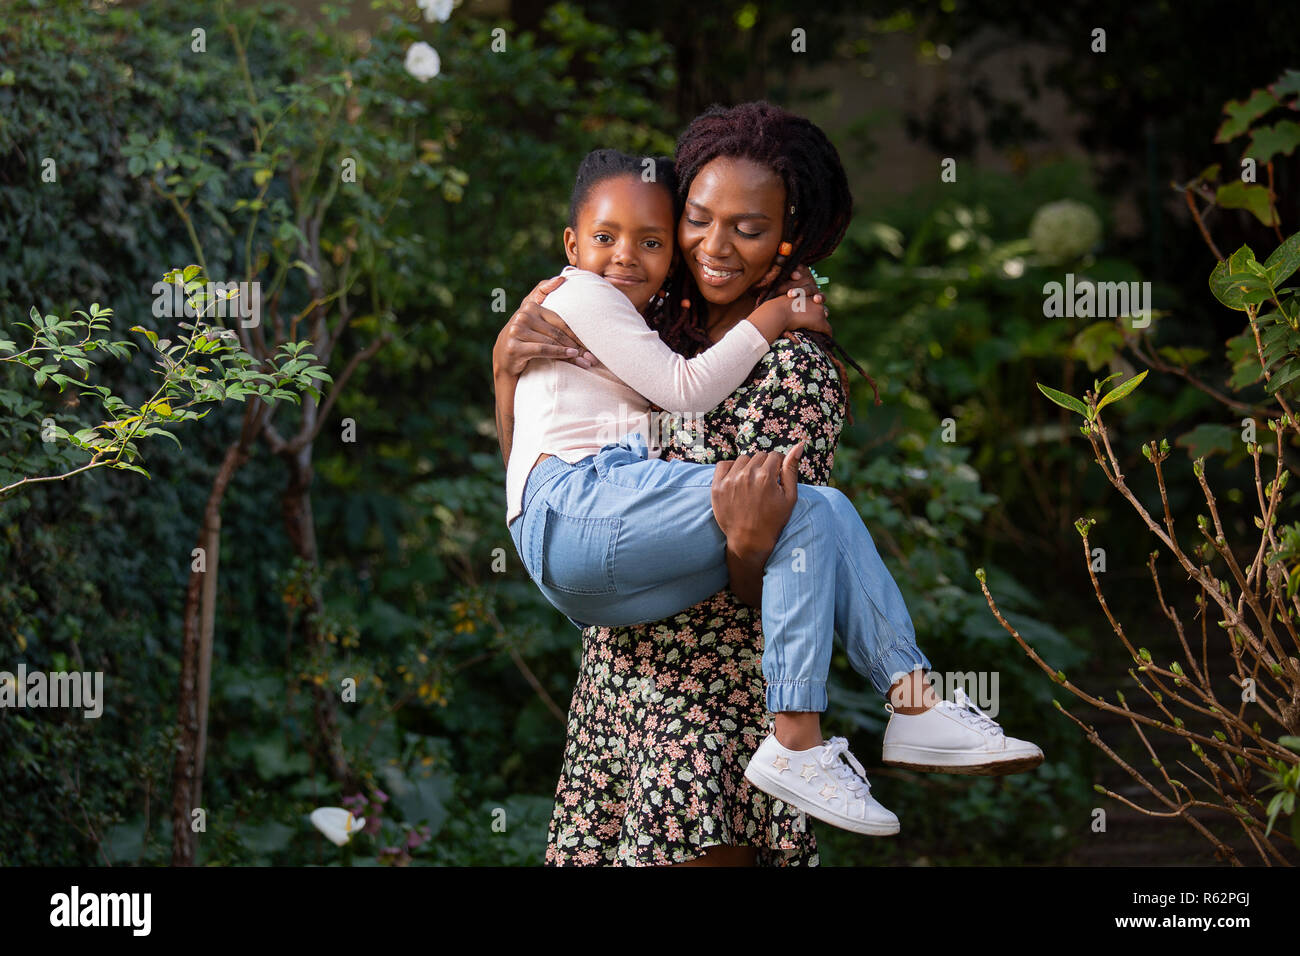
left=1263, top=232, right=1300, bottom=288
left=1156, top=345, right=1210, bottom=366
left=143, top=427, right=183, bottom=450
left=1245, top=120, right=1300, bottom=165
left=1193, top=163, right=1221, bottom=185
left=1265, top=360, right=1300, bottom=394
left=1071, top=321, right=1125, bottom=372
left=1096, top=369, right=1149, bottom=410
left=1036, top=382, right=1089, bottom=418
left=1211, top=253, right=1273, bottom=310
left=1174, top=423, right=1237, bottom=460
left=1271, top=70, right=1300, bottom=99
left=130, top=325, right=159, bottom=348
left=1216, top=88, right=1279, bottom=142
left=1217, top=181, right=1279, bottom=228
left=112, top=463, right=151, bottom=478
left=182, top=264, right=202, bottom=283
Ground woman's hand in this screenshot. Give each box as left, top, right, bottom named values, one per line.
left=492, top=276, right=594, bottom=378
left=711, top=444, right=804, bottom=607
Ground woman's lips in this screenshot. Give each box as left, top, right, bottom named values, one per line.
left=696, top=260, right=740, bottom=286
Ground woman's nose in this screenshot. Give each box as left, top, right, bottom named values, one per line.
left=699, top=223, right=730, bottom=259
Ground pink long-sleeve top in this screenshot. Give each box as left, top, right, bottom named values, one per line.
left=505, top=266, right=771, bottom=523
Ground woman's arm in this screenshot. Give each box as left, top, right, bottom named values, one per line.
left=543, top=269, right=830, bottom=415
left=491, top=276, right=594, bottom=466
left=492, top=369, right=518, bottom=468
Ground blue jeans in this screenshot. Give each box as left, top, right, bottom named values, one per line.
left=507, top=433, right=931, bottom=713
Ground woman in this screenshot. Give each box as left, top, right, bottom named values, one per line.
left=495, top=103, right=950, bottom=866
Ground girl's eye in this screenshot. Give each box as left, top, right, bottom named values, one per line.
left=644, top=239, right=662, bottom=249
left=593, top=232, right=613, bottom=243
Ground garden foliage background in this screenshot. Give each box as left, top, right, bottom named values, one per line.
left=1, top=0, right=1298, bottom=865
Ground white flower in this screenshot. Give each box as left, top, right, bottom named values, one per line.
left=417, top=0, right=454, bottom=22
left=1028, top=199, right=1102, bottom=265
left=404, top=41, right=441, bottom=82
left=310, top=807, right=365, bottom=846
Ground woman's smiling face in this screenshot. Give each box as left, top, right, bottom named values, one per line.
left=677, top=156, right=787, bottom=308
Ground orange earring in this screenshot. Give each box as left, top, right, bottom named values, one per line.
left=778, top=241, right=793, bottom=256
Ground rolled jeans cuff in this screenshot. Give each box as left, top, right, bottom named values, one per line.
left=871, top=643, right=933, bottom=697
left=765, top=679, right=828, bottom=714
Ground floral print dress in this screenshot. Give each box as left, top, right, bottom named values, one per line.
left=544, top=332, right=847, bottom=866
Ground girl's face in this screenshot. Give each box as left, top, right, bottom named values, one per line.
left=677, top=156, right=787, bottom=308
left=564, top=174, right=675, bottom=312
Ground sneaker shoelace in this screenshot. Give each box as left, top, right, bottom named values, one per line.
left=817, top=736, right=871, bottom=801
left=937, top=687, right=1003, bottom=736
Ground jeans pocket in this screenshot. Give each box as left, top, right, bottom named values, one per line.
left=540, top=506, right=620, bottom=595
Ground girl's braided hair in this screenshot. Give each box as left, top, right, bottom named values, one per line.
left=567, top=148, right=677, bottom=230
left=566, top=147, right=683, bottom=337
left=652, top=101, right=880, bottom=408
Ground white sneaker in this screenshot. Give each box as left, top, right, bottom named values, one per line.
left=744, top=733, right=900, bottom=836
left=881, top=687, right=1044, bottom=775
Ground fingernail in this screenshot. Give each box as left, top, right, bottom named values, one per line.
left=565, top=348, right=579, bottom=356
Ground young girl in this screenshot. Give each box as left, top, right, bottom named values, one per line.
left=506, top=148, right=1042, bottom=836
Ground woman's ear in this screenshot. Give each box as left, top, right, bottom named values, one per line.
left=563, top=226, right=579, bottom=266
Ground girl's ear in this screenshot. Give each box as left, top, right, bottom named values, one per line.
left=563, top=226, right=579, bottom=266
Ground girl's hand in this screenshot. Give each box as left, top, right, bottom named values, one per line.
left=772, top=265, right=825, bottom=308
left=748, top=285, right=833, bottom=340
left=493, top=276, right=594, bottom=377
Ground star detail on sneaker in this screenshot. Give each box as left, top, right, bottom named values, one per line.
left=771, top=755, right=790, bottom=773
left=800, top=764, right=818, bottom=781
left=819, top=782, right=838, bottom=799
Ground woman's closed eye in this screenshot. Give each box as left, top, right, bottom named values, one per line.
left=685, top=217, right=761, bottom=240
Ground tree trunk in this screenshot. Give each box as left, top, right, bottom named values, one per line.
left=170, top=403, right=265, bottom=866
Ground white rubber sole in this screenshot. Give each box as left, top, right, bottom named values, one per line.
left=743, top=762, right=900, bottom=836
left=881, top=743, right=1044, bottom=776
